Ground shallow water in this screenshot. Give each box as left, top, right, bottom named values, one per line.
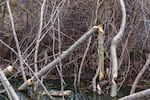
left=0, top=79, right=129, bottom=100
left=0, top=89, right=114, bottom=100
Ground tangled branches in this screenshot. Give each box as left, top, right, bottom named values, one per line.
left=0, top=0, right=150, bottom=98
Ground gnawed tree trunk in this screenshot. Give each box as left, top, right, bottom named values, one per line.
left=110, top=0, right=126, bottom=97
left=18, top=25, right=102, bottom=90
left=98, top=26, right=104, bottom=81
left=0, top=68, right=19, bottom=100
left=92, top=25, right=104, bottom=94
left=3, top=66, right=13, bottom=75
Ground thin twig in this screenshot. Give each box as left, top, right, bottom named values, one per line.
left=34, top=0, right=47, bottom=91
left=0, top=29, right=53, bottom=100
left=92, top=64, right=100, bottom=92
left=77, top=37, right=91, bottom=84
left=130, top=53, right=150, bottom=94
left=34, top=0, right=46, bottom=73
left=57, top=8, right=65, bottom=100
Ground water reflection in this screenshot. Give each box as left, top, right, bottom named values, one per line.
left=0, top=79, right=115, bottom=100
left=17, top=91, right=32, bottom=100
left=0, top=89, right=114, bottom=100
left=28, top=85, right=113, bottom=100
left=38, top=92, right=114, bottom=100
left=0, top=94, right=9, bottom=100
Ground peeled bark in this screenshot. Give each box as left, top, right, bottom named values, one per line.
left=3, top=66, right=13, bottom=75
left=110, top=0, right=126, bottom=97
left=0, top=68, right=19, bottom=100
left=97, top=25, right=104, bottom=80
left=18, top=26, right=99, bottom=90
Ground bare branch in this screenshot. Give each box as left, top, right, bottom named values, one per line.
left=34, top=0, right=47, bottom=91
left=18, top=26, right=99, bottom=90
left=130, top=53, right=150, bottom=94
left=119, top=87, right=150, bottom=100
left=6, top=0, right=27, bottom=81
left=34, top=0, right=47, bottom=73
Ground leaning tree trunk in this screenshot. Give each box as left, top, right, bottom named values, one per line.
left=18, top=25, right=103, bottom=90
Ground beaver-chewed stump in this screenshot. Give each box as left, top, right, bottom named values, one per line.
left=0, top=0, right=150, bottom=84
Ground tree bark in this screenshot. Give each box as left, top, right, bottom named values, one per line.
left=130, top=54, right=150, bottom=94
left=119, top=88, right=150, bottom=100
left=0, top=68, right=19, bottom=100
left=18, top=26, right=99, bottom=90
left=110, top=0, right=126, bottom=97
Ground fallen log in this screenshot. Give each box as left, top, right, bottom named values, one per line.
left=39, top=90, right=72, bottom=96
left=119, top=88, right=150, bottom=100
left=0, top=68, right=19, bottom=100
left=18, top=25, right=102, bottom=90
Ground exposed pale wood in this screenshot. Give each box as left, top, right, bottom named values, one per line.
left=39, top=90, right=72, bottom=96
left=97, top=25, right=104, bottom=80
left=3, top=66, right=13, bottom=75
left=18, top=26, right=98, bottom=90
left=18, top=78, right=35, bottom=90
left=0, top=68, right=19, bottom=100
left=92, top=25, right=104, bottom=94
left=110, top=0, right=126, bottom=97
